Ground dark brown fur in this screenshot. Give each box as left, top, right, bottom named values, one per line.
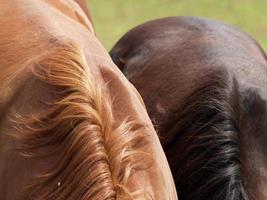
left=110, top=17, right=267, bottom=200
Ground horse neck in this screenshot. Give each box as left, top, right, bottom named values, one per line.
left=0, top=1, right=177, bottom=199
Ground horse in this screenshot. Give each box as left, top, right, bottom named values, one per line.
left=0, top=1, right=178, bottom=199
left=110, top=16, right=267, bottom=200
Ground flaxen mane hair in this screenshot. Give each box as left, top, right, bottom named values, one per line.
left=165, top=69, right=250, bottom=200
left=10, top=42, right=152, bottom=199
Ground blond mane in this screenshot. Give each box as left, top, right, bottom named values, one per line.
left=10, top=42, right=152, bottom=199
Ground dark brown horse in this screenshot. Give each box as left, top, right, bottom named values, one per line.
left=110, top=16, right=267, bottom=200
left=0, top=1, right=177, bottom=199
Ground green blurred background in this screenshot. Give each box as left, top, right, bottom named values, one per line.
left=89, top=0, right=267, bottom=51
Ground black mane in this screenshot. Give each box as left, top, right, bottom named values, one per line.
left=165, top=69, right=251, bottom=200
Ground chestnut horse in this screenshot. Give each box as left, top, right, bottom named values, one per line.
left=0, top=1, right=177, bottom=200
left=110, top=17, right=267, bottom=200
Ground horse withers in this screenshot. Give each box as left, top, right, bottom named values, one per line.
left=0, top=1, right=177, bottom=199
left=110, top=16, right=267, bottom=200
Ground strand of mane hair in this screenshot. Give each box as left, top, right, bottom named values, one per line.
left=10, top=41, right=153, bottom=200
left=164, top=69, right=250, bottom=200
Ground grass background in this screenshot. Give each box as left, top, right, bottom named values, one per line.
left=89, top=0, right=267, bottom=51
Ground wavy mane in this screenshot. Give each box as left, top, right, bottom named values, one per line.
left=10, top=42, right=152, bottom=199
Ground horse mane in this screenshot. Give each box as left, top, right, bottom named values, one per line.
left=10, top=42, right=152, bottom=199
left=164, top=68, right=250, bottom=200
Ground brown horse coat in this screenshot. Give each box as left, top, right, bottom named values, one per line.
left=110, top=17, right=267, bottom=200
left=0, top=1, right=177, bottom=199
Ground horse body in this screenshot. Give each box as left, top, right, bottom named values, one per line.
left=0, top=1, right=177, bottom=199
left=110, top=17, right=267, bottom=199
